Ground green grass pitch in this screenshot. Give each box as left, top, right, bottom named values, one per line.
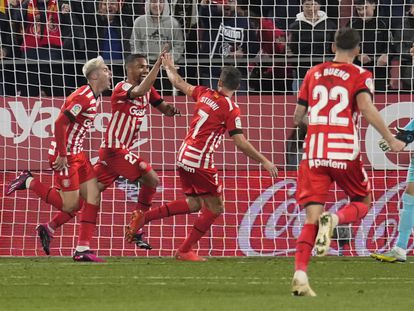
left=0, top=257, right=412, bottom=311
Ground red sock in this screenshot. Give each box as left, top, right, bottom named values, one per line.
left=145, top=200, right=191, bottom=223
left=137, top=184, right=156, bottom=212
left=77, top=202, right=99, bottom=247
left=49, top=198, right=83, bottom=230
left=337, top=202, right=369, bottom=225
left=179, top=208, right=220, bottom=253
left=295, top=224, right=318, bottom=272
left=49, top=211, right=76, bottom=230
left=30, top=179, right=63, bottom=211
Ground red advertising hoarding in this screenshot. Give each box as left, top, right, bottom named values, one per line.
left=0, top=95, right=412, bottom=256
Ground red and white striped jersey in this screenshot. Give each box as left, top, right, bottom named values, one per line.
left=177, top=86, right=243, bottom=169
left=102, top=81, right=162, bottom=149
left=298, top=61, right=374, bottom=161
left=50, top=84, right=100, bottom=155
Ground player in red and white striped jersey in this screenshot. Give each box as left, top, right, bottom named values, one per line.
left=6, top=57, right=112, bottom=262
left=127, top=53, right=278, bottom=261
left=94, top=53, right=181, bottom=244
left=291, top=28, right=405, bottom=296
left=36, top=52, right=180, bottom=251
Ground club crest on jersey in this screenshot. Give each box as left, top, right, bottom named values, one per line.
left=130, top=106, right=146, bottom=117
left=62, top=179, right=71, bottom=188
left=70, top=104, right=82, bottom=116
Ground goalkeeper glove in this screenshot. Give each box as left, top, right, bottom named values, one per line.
left=395, top=127, right=414, bottom=145
left=378, top=127, right=414, bottom=152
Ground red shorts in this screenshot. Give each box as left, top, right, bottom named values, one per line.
left=95, top=147, right=152, bottom=189
left=296, top=158, right=371, bottom=206
left=48, top=152, right=96, bottom=191
left=178, top=166, right=222, bottom=197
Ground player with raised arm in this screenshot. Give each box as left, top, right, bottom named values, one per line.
left=34, top=51, right=180, bottom=255
left=125, top=53, right=278, bottom=261
left=6, top=57, right=112, bottom=262
left=291, top=28, right=405, bottom=296
left=371, top=120, right=414, bottom=262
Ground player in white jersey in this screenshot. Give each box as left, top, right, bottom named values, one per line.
left=291, top=28, right=405, bottom=296
left=6, top=57, right=112, bottom=262
left=127, top=53, right=278, bottom=261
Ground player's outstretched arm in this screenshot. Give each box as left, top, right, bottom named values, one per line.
left=155, top=101, right=181, bottom=117
left=162, top=53, right=195, bottom=97
left=129, top=47, right=168, bottom=98
left=231, top=133, right=278, bottom=177
left=357, top=92, right=405, bottom=152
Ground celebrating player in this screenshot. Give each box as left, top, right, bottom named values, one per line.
left=125, top=53, right=278, bottom=261
left=35, top=52, right=180, bottom=255
left=371, top=120, right=414, bottom=262
left=6, top=56, right=112, bottom=262
left=291, top=28, right=405, bottom=296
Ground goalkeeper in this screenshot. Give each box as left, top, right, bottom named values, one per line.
left=372, top=120, right=414, bottom=262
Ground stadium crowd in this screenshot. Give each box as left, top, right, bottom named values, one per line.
left=0, top=0, right=413, bottom=96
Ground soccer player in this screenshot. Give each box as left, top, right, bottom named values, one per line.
left=35, top=52, right=180, bottom=255
left=6, top=56, right=112, bottom=262
left=125, top=53, right=278, bottom=261
left=291, top=28, right=405, bottom=296
left=371, top=121, right=414, bottom=262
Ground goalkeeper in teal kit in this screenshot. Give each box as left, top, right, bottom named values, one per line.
left=372, top=119, right=414, bottom=262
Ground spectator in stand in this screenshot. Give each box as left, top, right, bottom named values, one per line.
left=58, top=1, right=87, bottom=95
left=9, top=0, right=64, bottom=96
left=248, top=6, right=288, bottom=94
left=70, top=0, right=99, bottom=60
left=0, top=0, right=23, bottom=95
left=59, top=1, right=85, bottom=60
left=198, top=0, right=260, bottom=92
left=97, top=0, right=134, bottom=61
left=394, top=0, right=414, bottom=91
left=347, top=0, right=391, bottom=92
left=130, top=0, right=184, bottom=94
left=378, top=0, right=405, bottom=38
left=171, top=0, right=198, bottom=84
left=1, top=0, right=22, bottom=60
left=288, top=0, right=336, bottom=91
left=11, top=0, right=62, bottom=60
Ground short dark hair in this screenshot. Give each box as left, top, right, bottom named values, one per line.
left=334, top=28, right=361, bottom=51
left=220, top=66, right=241, bottom=90
left=354, top=0, right=376, bottom=5
left=302, top=0, right=321, bottom=4
left=125, top=54, right=146, bottom=69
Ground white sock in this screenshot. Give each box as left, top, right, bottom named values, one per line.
left=293, top=270, right=308, bottom=283
left=75, top=246, right=90, bottom=252
left=25, top=177, right=33, bottom=189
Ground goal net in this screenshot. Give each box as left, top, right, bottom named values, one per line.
left=0, top=0, right=413, bottom=257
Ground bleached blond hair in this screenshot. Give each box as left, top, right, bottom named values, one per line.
left=82, top=56, right=105, bottom=79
